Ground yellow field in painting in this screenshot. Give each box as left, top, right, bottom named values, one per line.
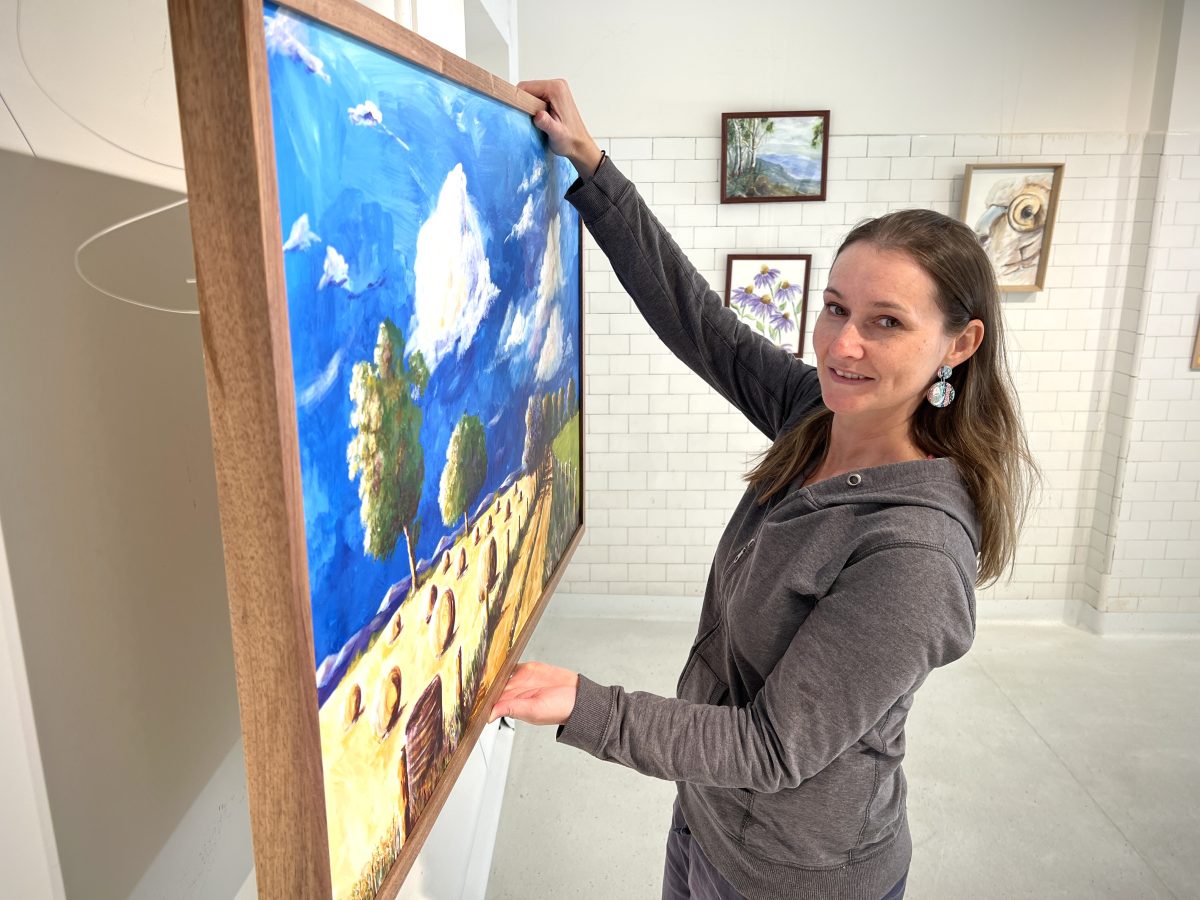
left=318, top=470, right=554, bottom=898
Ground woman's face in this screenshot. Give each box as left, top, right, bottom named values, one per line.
left=813, top=242, right=973, bottom=429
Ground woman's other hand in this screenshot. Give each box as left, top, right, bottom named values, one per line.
left=489, top=660, right=580, bottom=726
left=516, top=79, right=604, bottom=178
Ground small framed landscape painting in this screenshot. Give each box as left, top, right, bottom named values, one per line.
left=721, top=110, right=830, bottom=203
left=725, top=254, right=812, bottom=356
left=167, top=0, right=584, bottom=897
left=960, top=162, right=1065, bottom=292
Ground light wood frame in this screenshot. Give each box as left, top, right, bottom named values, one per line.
left=960, top=162, right=1066, bottom=293
left=166, top=1, right=586, bottom=897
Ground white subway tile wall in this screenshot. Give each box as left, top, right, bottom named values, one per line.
left=561, top=132, right=1200, bottom=619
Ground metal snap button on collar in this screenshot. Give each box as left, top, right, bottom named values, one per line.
left=847, top=473, right=862, bottom=486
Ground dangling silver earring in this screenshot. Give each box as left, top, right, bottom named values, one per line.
left=927, top=365, right=955, bottom=408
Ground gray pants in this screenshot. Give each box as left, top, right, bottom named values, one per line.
left=662, top=799, right=907, bottom=900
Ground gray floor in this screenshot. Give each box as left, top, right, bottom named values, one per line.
left=486, top=616, right=1200, bottom=899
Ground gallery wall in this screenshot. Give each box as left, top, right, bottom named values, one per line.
left=517, top=0, right=1170, bottom=138
left=521, top=0, right=1200, bottom=628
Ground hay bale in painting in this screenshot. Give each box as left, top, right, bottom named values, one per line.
left=474, top=525, right=481, bottom=545
left=441, top=550, right=452, bottom=574
left=404, top=676, right=445, bottom=821
left=345, top=684, right=363, bottom=730
left=433, top=589, right=456, bottom=655
left=425, top=583, right=438, bottom=624
left=486, top=514, right=493, bottom=535
left=388, top=610, right=403, bottom=644
left=376, top=666, right=404, bottom=740
left=458, top=547, right=467, bottom=576
left=486, top=538, right=499, bottom=591
left=505, top=499, right=511, bottom=521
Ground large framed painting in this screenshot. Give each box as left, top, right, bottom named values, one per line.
left=167, top=1, right=585, bottom=897
left=721, top=110, right=830, bottom=203
left=960, top=162, right=1065, bottom=292
left=725, top=254, right=812, bottom=356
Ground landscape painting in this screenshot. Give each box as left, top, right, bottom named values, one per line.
left=721, top=110, right=830, bottom=202
left=265, top=4, right=582, bottom=897
left=725, top=254, right=812, bottom=357
left=960, top=162, right=1064, bottom=292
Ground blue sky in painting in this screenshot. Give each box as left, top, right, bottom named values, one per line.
left=263, top=5, right=581, bottom=667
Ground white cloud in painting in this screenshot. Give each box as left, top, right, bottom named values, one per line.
left=348, top=99, right=410, bottom=150
left=506, top=195, right=535, bottom=242
left=318, top=245, right=351, bottom=291
left=282, top=213, right=321, bottom=252
left=297, top=349, right=343, bottom=408
left=519, top=161, right=544, bottom=193
left=406, top=164, right=499, bottom=371
left=536, top=307, right=568, bottom=382
left=529, top=214, right=564, bottom=355
left=501, top=306, right=528, bottom=353
left=264, top=12, right=331, bottom=83
left=348, top=100, right=383, bottom=126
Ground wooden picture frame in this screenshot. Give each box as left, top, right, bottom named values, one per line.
left=721, top=110, right=830, bottom=203
left=724, top=254, right=813, bottom=357
left=167, top=2, right=586, bottom=897
left=960, top=162, right=1065, bottom=293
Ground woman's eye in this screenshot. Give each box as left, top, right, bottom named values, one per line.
left=878, top=316, right=901, bottom=329
left=824, top=302, right=846, bottom=316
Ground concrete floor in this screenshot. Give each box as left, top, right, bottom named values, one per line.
left=486, top=615, right=1199, bottom=899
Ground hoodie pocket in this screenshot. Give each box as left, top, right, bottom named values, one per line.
left=677, top=643, right=729, bottom=706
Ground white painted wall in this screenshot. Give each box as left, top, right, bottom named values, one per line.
left=0, top=518, right=64, bottom=900
left=518, top=0, right=1170, bottom=138
left=1168, top=0, right=1200, bottom=132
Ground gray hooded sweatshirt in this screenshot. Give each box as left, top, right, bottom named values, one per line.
left=555, top=158, right=980, bottom=900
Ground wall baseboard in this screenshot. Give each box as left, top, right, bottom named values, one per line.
left=549, top=593, right=702, bottom=622
left=550, top=593, right=1200, bottom=636
left=1064, top=598, right=1200, bottom=636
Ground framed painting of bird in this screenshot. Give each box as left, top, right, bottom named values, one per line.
left=960, top=163, right=1065, bottom=292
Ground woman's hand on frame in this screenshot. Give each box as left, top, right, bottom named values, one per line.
left=516, top=79, right=603, bottom=178
left=489, top=660, right=579, bottom=727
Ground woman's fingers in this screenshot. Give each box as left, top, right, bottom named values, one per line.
left=490, top=664, right=579, bottom=725
left=515, top=78, right=602, bottom=178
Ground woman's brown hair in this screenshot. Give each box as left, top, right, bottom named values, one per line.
left=746, top=209, right=1038, bottom=585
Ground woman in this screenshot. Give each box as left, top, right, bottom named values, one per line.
left=490, top=80, right=1035, bottom=900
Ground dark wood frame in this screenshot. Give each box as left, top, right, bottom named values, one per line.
left=166, top=2, right=586, bottom=897
left=720, top=110, right=830, bottom=203
left=960, top=162, right=1066, bottom=293
left=724, top=253, right=813, bottom=357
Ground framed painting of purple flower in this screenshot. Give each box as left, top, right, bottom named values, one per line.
left=724, top=253, right=812, bottom=357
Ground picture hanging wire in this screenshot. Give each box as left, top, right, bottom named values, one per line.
left=15, top=0, right=187, bottom=172
left=74, top=198, right=200, bottom=316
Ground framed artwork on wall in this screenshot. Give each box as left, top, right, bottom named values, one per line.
left=721, top=110, right=830, bottom=203
left=724, top=254, right=813, bottom=356
left=167, top=1, right=585, bottom=897
left=960, top=162, right=1065, bottom=292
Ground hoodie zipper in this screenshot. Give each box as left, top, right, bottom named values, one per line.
left=723, top=537, right=755, bottom=579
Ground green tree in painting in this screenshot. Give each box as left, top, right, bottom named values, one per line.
left=347, top=318, right=429, bottom=595
left=727, top=117, right=775, bottom=177
left=439, top=413, right=488, bottom=536
left=811, top=118, right=824, bottom=149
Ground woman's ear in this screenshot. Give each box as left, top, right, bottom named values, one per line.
left=946, top=319, right=985, bottom=368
